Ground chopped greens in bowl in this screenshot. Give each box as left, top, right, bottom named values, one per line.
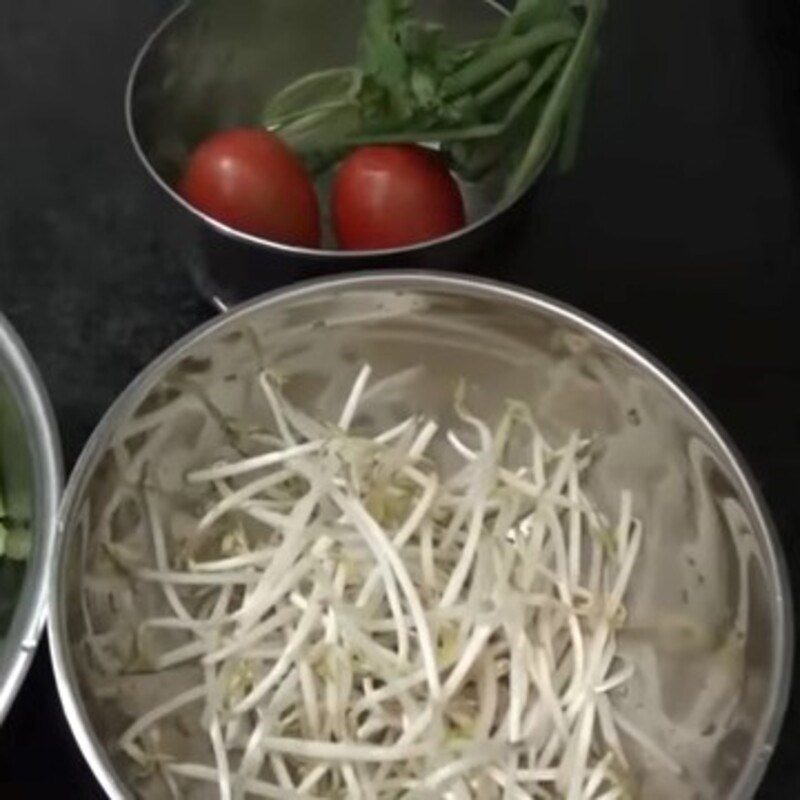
left=0, top=397, right=32, bottom=638
left=0, top=314, right=61, bottom=724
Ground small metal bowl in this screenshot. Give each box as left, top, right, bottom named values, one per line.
left=126, top=0, right=548, bottom=308
left=0, top=315, right=62, bottom=724
left=50, top=273, right=791, bottom=798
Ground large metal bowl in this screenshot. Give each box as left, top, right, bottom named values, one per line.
left=0, top=314, right=62, bottom=724
left=49, top=274, right=791, bottom=798
left=126, top=0, right=553, bottom=307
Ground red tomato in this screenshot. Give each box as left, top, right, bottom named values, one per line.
left=332, top=145, right=466, bottom=250
left=179, top=128, right=320, bottom=248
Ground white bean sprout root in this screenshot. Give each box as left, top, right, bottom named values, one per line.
left=82, top=365, right=663, bottom=799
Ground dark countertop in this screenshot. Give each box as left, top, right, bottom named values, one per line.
left=0, top=0, right=798, bottom=796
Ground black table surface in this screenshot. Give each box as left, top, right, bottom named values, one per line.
left=1, top=0, right=799, bottom=796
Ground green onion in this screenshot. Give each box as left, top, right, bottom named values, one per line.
left=261, top=0, right=605, bottom=198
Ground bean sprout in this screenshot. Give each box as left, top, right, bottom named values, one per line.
left=80, top=365, right=672, bottom=799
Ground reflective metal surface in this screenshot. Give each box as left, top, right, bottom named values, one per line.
left=50, top=273, right=792, bottom=798
left=0, top=315, right=62, bottom=724
left=126, top=0, right=552, bottom=305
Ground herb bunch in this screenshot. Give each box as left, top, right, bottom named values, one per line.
left=263, top=0, right=605, bottom=199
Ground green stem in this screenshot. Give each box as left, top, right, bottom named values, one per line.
left=504, top=0, right=606, bottom=201
left=341, top=123, right=505, bottom=147
left=557, top=51, right=595, bottom=173
left=503, top=42, right=570, bottom=127
left=262, top=68, right=361, bottom=126
left=282, top=45, right=571, bottom=156
left=476, top=61, right=532, bottom=110
left=266, top=100, right=359, bottom=130
left=281, top=109, right=347, bottom=137
left=442, top=20, right=578, bottom=99
left=496, top=0, right=552, bottom=40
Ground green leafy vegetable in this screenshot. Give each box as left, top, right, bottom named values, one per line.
left=0, top=519, right=31, bottom=562
left=0, top=406, right=32, bottom=635
left=262, top=0, right=606, bottom=198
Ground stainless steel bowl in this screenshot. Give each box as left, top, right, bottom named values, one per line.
left=50, top=274, right=792, bottom=798
left=126, top=0, right=551, bottom=307
left=0, top=314, right=62, bottom=724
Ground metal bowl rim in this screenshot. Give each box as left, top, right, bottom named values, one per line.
left=0, top=314, right=63, bottom=725
left=123, top=0, right=542, bottom=261
left=49, top=271, right=793, bottom=799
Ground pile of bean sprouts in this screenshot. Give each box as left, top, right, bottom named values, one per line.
left=78, top=365, right=684, bottom=799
